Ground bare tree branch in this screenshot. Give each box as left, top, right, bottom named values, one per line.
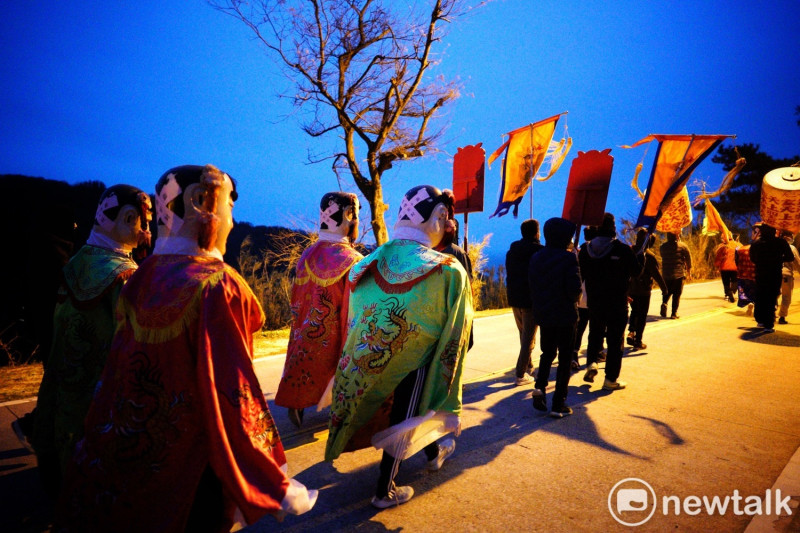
left=211, top=0, right=477, bottom=244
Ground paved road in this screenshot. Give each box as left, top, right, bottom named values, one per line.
left=3, top=280, right=799, bottom=532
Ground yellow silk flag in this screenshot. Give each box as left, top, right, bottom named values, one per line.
left=656, top=186, right=693, bottom=233
left=702, top=200, right=732, bottom=242
left=623, top=134, right=735, bottom=231
left=489, top=113, right=566, bottom=217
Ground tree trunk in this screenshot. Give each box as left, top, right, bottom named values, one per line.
left=364, top=180, right=389, bottom=246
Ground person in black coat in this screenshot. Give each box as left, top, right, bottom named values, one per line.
left=579, top=213, right=643, bottom=390
left=505, top=219, right=544, bottom=385
left=626, top=229, right=667, bottom=350
left=749, top=223, right=794, bottom=332
left=528, top=217, right=582, bottom=417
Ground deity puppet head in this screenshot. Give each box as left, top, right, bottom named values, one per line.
left=396, top=185, right=455, bottom=248
left=319, top=192, right=360, bottom=243
left=93, top=184, right=153, bottom=252
left=155, top=164, right=237, bottom=255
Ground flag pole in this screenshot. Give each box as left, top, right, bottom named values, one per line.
left=529, top=124, right=535, bottom=219
left=463, top=212, right=469, bottom=253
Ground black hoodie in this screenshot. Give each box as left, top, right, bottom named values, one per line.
left=505, top=237, right=543, bottom=308
left=528, top=218, right=581, bottom=326
left=579, top=235, right=643, bottom=311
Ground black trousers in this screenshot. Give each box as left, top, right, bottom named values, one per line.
left=375, top=365, right=439, bottom=498
left=663, top=277, right=685, bottom=316
left=534, top=324, right=577, bottom=408
left=721, top=270, right=737, bottom=300
left=574, top=307, right=590, bottom=356
left=587, top=307, right=627, bottom=382
left=628, top=291, right=651, bottom=342
left=753, top=278, right=781, bottom=328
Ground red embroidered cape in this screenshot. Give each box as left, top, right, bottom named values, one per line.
left=56, top=254, right=290, bottom=532
left=275, top=240, right=363, bottom=409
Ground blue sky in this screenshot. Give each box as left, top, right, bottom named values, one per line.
left=2, top=1, right=798, bottom=265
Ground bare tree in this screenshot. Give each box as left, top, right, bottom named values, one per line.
left=212, top=0, right=469, bottom=244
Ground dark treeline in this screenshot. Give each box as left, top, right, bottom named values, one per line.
left=0, top=175, right=313, bottom=365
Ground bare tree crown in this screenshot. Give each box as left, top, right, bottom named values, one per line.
left=213, top=0, right=473, bottom=244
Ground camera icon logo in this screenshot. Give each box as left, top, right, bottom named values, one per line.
left=608, top=478, right=656, bottom=526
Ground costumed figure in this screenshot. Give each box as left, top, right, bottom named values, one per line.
left=275, top=192, right=363, bottom=427
left=55, top=165, right=316, bottom=532
left=31, top=185, right=152, bottom=497
left=326, top=185, right=473, bottom=509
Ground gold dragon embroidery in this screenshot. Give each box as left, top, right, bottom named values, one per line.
left=354, top=298, right=419, bottom=374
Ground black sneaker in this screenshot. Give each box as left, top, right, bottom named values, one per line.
left=778, top=317, right=788, bottom=325
left=549, top=405, right=573, bottom=418
left=532, top=389, right=547, bottom=412
left=626, top=334, right=635, bottom=346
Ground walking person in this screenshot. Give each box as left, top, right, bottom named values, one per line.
left=573, top=226, right=596, bottom=369
left=579, top=213, right=643, bottom=390
left=528, top=218, right=582, bottom=417
left=326, top=185, right=472, bottom=509
left=660, top=231, right=692, bottom=319
left=626, top=229, right=667, bottom=350
left=750, top=223, right=794, bottom=332
left=714, top=237, right=740, bottom=303
left=56, top=165, right=317, bottom=531
left=505, top=219, right=543, bottom=385
left=778, top=230, right=800, bottom=324
left=30, top=185, right=152, bottom=498
left=275, top=192, right=363, bottom=428
left=735, top=225, right=759, bottom=315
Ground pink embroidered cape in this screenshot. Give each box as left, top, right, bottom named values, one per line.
left=275, top=240, right=363, bottom=409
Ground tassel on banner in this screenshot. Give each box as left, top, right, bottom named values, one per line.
left=631, top=161, right=645, bottom=200
left=537, top=137, right=573, bottom=182
left=693, top=147, right=746, bottom=206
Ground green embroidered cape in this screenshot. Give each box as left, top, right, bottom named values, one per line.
left=325, top=239, right=473, bottom=461
left=32, top=245, right=138, bottom=470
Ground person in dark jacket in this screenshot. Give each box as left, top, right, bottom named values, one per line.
left=579, top=213, right=643, bottom=390
left=749, top=223, right=794, bottom=332
left=528, top=217, right=582, bottom=417
left=626, top=229, right=667, bottom=350
left=505, top=219, right=544, bottom=385
left=659, top=232, right=692, bottom=319
left=435, top=217, right=474, bottom=350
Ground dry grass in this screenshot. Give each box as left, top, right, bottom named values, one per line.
left=1, top=311, right=511, bottom=402
left=253, top=329, right=290, bottom=357
left=0, top=363, right=42, bottom=403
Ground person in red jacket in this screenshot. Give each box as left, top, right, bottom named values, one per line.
left=714, top=237, right=740, bottom=303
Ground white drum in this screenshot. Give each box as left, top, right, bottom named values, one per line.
left=761, top=167, right=800, bottom=233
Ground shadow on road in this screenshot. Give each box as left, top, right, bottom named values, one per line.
left=738, top=327, right=800, bottom=346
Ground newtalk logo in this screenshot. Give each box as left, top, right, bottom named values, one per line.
left=608, top=478, right=793, bottom=527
